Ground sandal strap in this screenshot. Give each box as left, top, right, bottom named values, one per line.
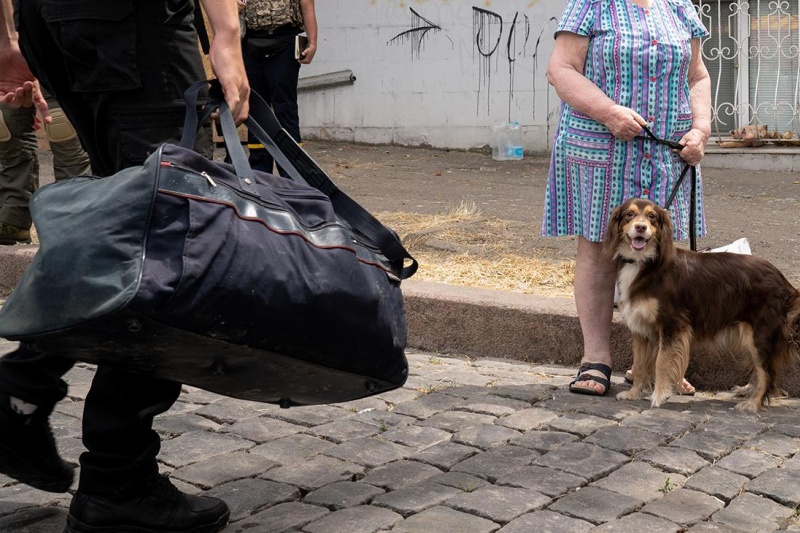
left=571, top=363, right=612, bottom=389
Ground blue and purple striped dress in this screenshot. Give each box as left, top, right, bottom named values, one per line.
left=542, top=0, right=709, bottom=242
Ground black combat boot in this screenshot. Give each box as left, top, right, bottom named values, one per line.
left=65, top=473, right=230, bottom=533
left=0, top=392, right=74, bottom=492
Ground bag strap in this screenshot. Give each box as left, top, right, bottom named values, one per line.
left=180, top=81, right=262, bottom=198
left=640, top=124, right=698, bottom=252
left=180, top=81, right=418, bottom=279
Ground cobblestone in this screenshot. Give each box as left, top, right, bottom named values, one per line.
left=496, top=510, right=593, bottom=533
left=371, top=482, right=462, bottom=516
left=711, top=492, right=795, bottom=532
left=682, top=466, right=750, bottom=503
left=640, top=488, right=725, bottom=526
left=547, top=486, right=644, bottom=525
left=714, top=449, right=782, bottom=479
left=444, top=485, right=550, bottom=523
left=359, top=460, right=442, bottom=490
left=303, top=481, right=385, bottom=510
left=747, top=467, right=800, bottom=507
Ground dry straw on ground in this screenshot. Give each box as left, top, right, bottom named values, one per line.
left=376, top=202, right=575, bottom=298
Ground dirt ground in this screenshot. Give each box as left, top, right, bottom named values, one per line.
left=36, top=140, right=800, bottom=297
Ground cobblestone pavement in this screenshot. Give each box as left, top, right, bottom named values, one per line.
left=1, top=341, right=800, bottom=533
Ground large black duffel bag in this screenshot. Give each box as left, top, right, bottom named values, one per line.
left=0, top=81, right=417, bottom=407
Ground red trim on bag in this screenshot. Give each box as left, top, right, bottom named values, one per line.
left=157, top=188, right=397, bottom=277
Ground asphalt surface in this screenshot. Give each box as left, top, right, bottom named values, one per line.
left=0, top=142, right=798, bottom=531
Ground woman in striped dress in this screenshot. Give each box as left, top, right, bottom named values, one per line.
left=544, top=0, right=711, bottom=395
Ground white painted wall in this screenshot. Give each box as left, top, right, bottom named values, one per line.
left=297, top=0, right=564, bottom=154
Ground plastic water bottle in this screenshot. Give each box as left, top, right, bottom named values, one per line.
left=492, top=122, right=524, bottom=161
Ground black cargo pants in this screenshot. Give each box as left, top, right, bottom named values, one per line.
left=0, top=0, right=210, bottom=497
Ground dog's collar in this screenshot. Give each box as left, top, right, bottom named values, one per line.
left=619, top=257, right=636, bottom=264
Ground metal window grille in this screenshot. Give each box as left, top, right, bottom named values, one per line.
left=697, top=0, right=800, bottom=141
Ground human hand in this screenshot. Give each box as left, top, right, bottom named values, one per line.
left=677, top=128, right=708, bottom=166
left=0, top=46, right=51, bottom=121
left=236, top=0, right=245, bottom=12
left=298, top=43, right=316, bottom=65
left=603, top=105, right=646, bottom=141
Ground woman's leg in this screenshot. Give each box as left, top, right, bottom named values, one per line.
left=571, top=236, right=617, bottom=394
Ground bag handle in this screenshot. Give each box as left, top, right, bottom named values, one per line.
left=180, top=81, right=418, bottom=279
left=180, top=81, right=262, bottom=197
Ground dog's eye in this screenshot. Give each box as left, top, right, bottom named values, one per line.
left=625, top=210, right=635, bottom=219
left=647, top=213, right=657, bottom=221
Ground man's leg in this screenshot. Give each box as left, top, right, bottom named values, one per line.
left=0, top=104, right=36, bottom=244
left=41, top=93, right=91, bottom=180
left=244, top=40, right=301, bottom=176
left=0, top=343, right=76, bottom=492
left=11, top=1, right=229, bottom=530
left=244, top=50, right=277, bottom=173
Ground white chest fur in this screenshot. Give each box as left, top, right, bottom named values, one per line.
left=616, top=262, right=659, bottom=338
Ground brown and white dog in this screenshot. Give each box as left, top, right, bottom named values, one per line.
left=604, top=198, right=800, bottom=411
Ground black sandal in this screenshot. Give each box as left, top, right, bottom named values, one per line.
left=569, top=363, right=612, bottom=396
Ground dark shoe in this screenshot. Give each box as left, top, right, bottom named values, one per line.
left=569, top=362, right=612, bottom=396
left=0, top=222, right=32, bottom=245
left=0, top=394, right=74, bottom=492
left=65, top=474, right=230, bottom=533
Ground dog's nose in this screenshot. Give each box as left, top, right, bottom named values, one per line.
left=634, top=223, right=647, bottom=233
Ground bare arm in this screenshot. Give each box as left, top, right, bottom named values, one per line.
left=546, top=31, right=646, bottom=140
left=0, top=0, right=49, bottom=118
left=199, top=0, right=250, bottom=122
left=678, top=39, right=711, bottom=165
left=298, top=0, right=317, bottom=64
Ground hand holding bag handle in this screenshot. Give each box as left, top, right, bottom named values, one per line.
left=180, top=80, right=418, bottom=280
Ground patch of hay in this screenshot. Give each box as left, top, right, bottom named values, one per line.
left=376, top=201, right=575, bottom=297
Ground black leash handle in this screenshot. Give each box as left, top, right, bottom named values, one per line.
left=639, top=125, right=697, bottom=251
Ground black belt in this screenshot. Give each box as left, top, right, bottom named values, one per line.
left=638, top=124, right=697, bottom=251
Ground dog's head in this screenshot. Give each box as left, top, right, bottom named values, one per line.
left=602, top=198, right=674, bottom=264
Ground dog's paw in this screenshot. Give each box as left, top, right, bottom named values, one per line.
left=731, top=384, right=753, bottom=397
left=616, top=390, right=640, bottom=401
left=734, top=399, right=762, bottom=412
left=650, top=390, right=672, bottom=408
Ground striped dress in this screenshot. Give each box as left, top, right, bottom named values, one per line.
left=542, top=0, right=709, bottom=242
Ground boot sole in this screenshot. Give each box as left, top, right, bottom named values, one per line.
left=0, top=444, right=73, bottom=493
left=64, top=509, right=230, bottom=533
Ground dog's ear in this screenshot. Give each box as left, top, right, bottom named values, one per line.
left=602, top=203, right=624, bottom=260
left=657, top=204, right=676, bottom=262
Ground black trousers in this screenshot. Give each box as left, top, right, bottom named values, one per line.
left=0, top=0, right=208, bottom=497
left=243, top=32, right=302, bottom=176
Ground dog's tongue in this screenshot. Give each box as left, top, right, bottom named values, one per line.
left=631, top=237, right=648, bottom=250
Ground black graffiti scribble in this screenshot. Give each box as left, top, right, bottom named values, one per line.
left=388, top=8, right=453, bottom=58
left=473, top=7, right=503, bottom=115
left=531, top=18, right=558, bottom=122
left=506, top=12, right=531, bottom=121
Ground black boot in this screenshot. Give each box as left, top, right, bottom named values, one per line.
left=0, top=392, right=74, bottom=492
left=65, top=474, right=230, bottom=533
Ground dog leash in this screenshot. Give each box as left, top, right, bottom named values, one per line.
left=639, top=124, right=697, bottom=251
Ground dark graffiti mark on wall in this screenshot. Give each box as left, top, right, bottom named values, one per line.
left=388, top=8, right=453, bottom=58
left=530, top=20, right=558, bottom=121
left=387, top=6, right=559, bottom=124
left=505, top=12, right=531, bottom=122
left=473, top=7, right=503, bottom=115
